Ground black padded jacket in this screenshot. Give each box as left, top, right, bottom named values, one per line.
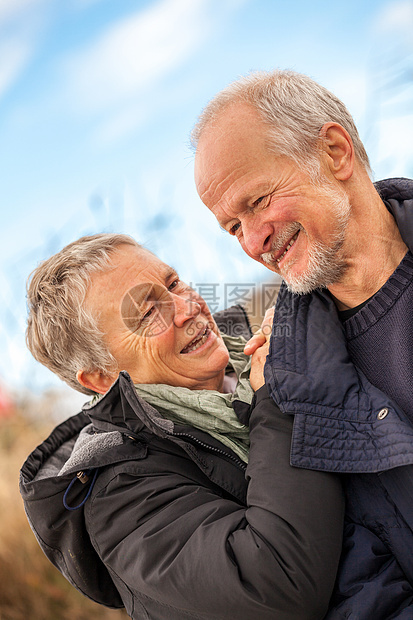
left=20, top=306, right=344, bottom=619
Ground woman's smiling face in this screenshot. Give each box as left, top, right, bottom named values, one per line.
left=84, top=244, right=230, bottom=392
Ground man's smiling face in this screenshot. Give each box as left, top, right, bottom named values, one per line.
left=195, top=102, right=351, bottom=294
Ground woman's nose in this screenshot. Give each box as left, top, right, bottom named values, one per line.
left=173, top=293, right=201, bottom=327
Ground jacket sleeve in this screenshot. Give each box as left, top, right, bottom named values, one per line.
left=87, top=386, right=344, bottom=620
left=325, top=521, right=413, bottom=619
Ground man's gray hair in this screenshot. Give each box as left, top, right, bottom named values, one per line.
left=191, top=69, right=371, bottom=177
left=26, top=233, right=141, bottom=395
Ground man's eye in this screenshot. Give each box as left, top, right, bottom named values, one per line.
left=255, top=196, right=265, bottom=206
left=168, top=278, right=180, bottom=291
left=229, top=222, right=241, bottom=236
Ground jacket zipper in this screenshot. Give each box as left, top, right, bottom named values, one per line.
left=172, top=431, right=247, bottom=472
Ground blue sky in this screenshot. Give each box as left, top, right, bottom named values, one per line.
left=1, top=0, right=413, bottom=395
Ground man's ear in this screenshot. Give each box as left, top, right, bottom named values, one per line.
left=319, top=122, right=354, bottom=181
left=76, top=369, right=117, bottom=395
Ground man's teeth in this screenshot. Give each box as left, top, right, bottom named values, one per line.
left=182, top=328, right=209, bottom=353
left=276, top=232, right=299, bottom=264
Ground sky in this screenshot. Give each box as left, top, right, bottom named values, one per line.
left=1, top=0, right=413, bottom=400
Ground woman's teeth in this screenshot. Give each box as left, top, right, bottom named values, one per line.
left=181, top=327, right=209, bottom=353
left=277, top=231, right=299, bottom=264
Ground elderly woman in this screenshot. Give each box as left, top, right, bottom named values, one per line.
left=20, top=233, right=343, bottom=620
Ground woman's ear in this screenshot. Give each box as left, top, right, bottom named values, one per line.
left=76, top=369, right=117, bottom=395
left=319, top=122, right=354, bottom=181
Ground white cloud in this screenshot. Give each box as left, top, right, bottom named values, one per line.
left=328, top=72, right=368, bottom=126
left=0, top=37, right=32, bottom=98
left=373, top=0, right=413, bottom=45
left=367, top=1, right=413, bottom=174
left=94, top=105, right=147, bottom=145
left=63, top=0, right=210, bottom=113
left=0, top=0, right=42, bottom=24
left=71, top=0, right=105, bottom=8
left=0, top=0, right=50, bottom=100
left=375, top=114, right=413, bottom=177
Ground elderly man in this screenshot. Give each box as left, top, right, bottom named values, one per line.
left=193, top=70, right=413, bottom=617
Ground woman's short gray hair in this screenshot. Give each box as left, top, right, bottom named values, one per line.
left=191, top=69, right=371, bottom=177
left=26, top=233, right=141, bottom=395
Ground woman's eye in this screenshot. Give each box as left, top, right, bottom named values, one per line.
left=229, top=222, right=241, bottom=236
left=142, top=306, right=155, bottom=321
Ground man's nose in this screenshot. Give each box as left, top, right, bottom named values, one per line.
left=241, top=219, right=273, bottom=257
left=173, top=294, right=201, bottom=327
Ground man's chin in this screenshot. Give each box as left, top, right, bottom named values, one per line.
left=279, top=262, right=322, bottom=295
left=259, top=257, right=280, bottom=274
left=282, top=267, right=343, bottom=296
left=283, top=278, right=322, bottom=296
left=260, top=255, right=338, bottom=294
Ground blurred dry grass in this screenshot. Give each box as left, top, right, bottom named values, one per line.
left=0, top=411, right=128, bottom=620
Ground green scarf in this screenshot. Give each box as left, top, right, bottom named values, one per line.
left=134, top=334, right=252, bottom=463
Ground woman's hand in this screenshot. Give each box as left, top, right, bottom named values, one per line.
left=244, top=307, right=274, bottom=356
left=249, top=338, right=270, bottom=392
left=248, top=307, right=274, bottom=392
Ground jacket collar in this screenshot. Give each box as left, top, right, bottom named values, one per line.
left=84, top=371, right=175, bottom=438
left=376, top=178, right=413, bottom=252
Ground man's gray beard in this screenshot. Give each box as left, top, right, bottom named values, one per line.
left=261, top=187, right=351, bottom=295
left=283, top=233, right=348, bottom=295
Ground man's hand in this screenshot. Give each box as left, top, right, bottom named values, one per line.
left=244, top=307, right=274, bottom=356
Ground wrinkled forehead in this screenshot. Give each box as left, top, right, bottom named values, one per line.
left=194, top=102, right=271, bottom=201
left=86, top=244, right=174, bottom=318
